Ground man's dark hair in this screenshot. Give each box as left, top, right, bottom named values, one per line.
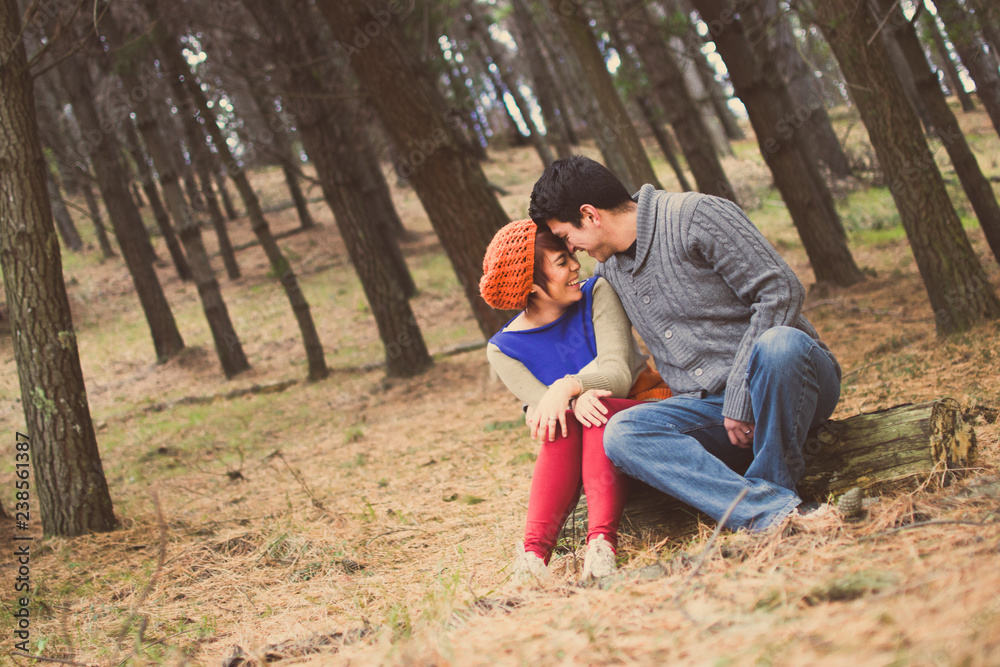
left=528, top=155, right=633, bottom=228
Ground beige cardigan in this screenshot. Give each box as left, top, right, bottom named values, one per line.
left=486, top=278, right=648, bottom=412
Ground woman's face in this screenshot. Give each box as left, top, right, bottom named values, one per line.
left=534, top=247, right=582, bottom=308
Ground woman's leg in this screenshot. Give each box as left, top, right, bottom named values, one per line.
left=523, top=416, right=584, bottom=562
left=580, top=398, right=642, bottom=550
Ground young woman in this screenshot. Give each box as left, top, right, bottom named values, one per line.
left=480, top=219, right=670, bottom=584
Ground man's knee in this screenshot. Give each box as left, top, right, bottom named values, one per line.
left=752, top=326, right=812, bottom=366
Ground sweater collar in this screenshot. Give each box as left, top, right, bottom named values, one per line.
left=616, top=184, right=657, bottom=274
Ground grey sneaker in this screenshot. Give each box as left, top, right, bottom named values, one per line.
left=509, top=542, right=549, bottom=586
left=581, top=534, right=617, bottom=580
left=788, top=502, right=840, bottom=533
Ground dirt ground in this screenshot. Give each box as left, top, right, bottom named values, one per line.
left=2, top=132, right=1000, bottom=666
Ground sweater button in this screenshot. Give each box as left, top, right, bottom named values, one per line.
left=694, top=368, right=704, bottom=376
left=642, top=296, right=650, bottom=304
left=664, top=330, right=673, bottom=339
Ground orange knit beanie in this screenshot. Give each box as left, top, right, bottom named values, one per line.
left=480, top=219, right=537, bottom=310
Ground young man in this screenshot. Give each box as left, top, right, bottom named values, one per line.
left=528, top=156, right=841, bottom=532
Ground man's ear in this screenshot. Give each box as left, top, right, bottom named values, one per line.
left=579, top=204, right=601, bottom=227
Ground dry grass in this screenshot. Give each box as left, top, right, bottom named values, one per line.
left=2, top=109, right=1000, bottom=666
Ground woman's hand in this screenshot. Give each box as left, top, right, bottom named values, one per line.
left=573, top=389, right=612, bottom=427
left=528, top=377, right=580, bottom=442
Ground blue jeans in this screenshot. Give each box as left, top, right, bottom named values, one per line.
left=604, top=327, right=841, bottom=532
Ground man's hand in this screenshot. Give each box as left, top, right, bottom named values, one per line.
left=725, top=417, right=755, bottom=449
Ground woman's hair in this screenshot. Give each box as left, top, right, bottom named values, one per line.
left=530, top=225, right=571, bottom=296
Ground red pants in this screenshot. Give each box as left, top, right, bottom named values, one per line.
left=523, top=398, right=641, bottom=562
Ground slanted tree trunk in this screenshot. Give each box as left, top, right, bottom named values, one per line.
left=0, top=0, right=117, bottom=536
left=317, top=0, right=515, bottom=338
left=56, top=54, right=185, bottom=361
left=691, top=0, right=866, bottom=287
left=812, top=0, right=1000, bottom=333
left=919, top=8, right=976, bottom=112
left=245, top=83, right=316, bottom=230
left=104, top=14, right=250, bottom=379
left=511, top=0, right=573, bottom=158
left=546, top=0, right=661, bottom=193
left=617, top=0, right=731, bottom=199
left=149, top=11, right=328, bottom=381
left=934, top=0, right=1000, bottom=138
left=465, top=0, right=554, bottom=167
left=123, top=121, right=194, bottom=282
left=169, top=82, right=241, bottom=280
left=77, top=168, right=116, bottom=259
left=214, top=170, right=239, bottom=220
left=244, top=0, right=431, bottom=377
left=753, top=0, right=852, bottom=178
left=563, top=400, right=977, bottom=539
left=46, top=169, right=83, bottom=252
left=873, top=0, right=1000, bottom=265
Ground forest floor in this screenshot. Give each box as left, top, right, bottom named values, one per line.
left=2, top=107, right=1000, bottom=666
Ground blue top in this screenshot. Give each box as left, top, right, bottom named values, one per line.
left=488, top=278, right=598, bottom=386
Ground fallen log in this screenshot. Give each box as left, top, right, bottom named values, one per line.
left=560, top=399, right=979, bottom=542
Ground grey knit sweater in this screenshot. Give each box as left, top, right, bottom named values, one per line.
left=595, top=185, right=840, bottom=423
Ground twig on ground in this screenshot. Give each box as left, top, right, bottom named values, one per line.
left=9, top=652, right=94, bottom=666
left=672, top=488, right=748, bottom=612
left=861, top=518, right=998, bottom=541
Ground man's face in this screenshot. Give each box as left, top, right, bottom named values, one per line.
left=547, top=216, right=615, bottom=263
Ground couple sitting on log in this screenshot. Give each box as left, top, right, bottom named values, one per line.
left=480, top=156, right=842, bottom=586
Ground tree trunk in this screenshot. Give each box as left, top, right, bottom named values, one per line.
left=244, top=0, right=431, bottom=377
left=691, top=0, right=866, bottom=287
left=812, top=0, right=1000, bottom=334
left=214, top=170, right=239, bottom=220
left=46, top=168, right=83, bottom=252
left=919, top=8, right=976, bottom=112
left=104, top=14, right=251, bottom=379
left=465, top=0, right=554, bottom=167
left=617, top=0, right=731, bottom=199
left=246, top=85, right=316, bottom=230
left=934, top=0, right=1000, bottom=138
left=563, top=400, right=977, bottom=539
left=755, top=0, right=853, bottom=178
left=170, top=82, right=242, bottom=280
left=56, top=55, right=185, bottom=361
left=317, top=0, right=515, bottom=338
left=547, top=0, right=661, bottom=193
left=639, top=97, right=694, bottom=192
left=511, top=0, right=573, bottom=158
left=123, top=121, right=194, bottom=282
left=150, top=20, right=329, bottom=381
left=873, top=0, right=1000, bottom=265
left=78, top=169, right=116, bottom=259
left=0, top=1, right=117, bottom=536
left=966, top=0, right=1000, bottom=65
left=879, top=19, right=935, bottom=131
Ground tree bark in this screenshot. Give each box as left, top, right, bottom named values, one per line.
left=0, top=0, right=117, bottom=536
left=562, top=400, right=977, bottom=539
left=104, top=13, right=250, bottom=379
left=170, top=82, right=241, bottom=280
left=244, top=0, right=431, bottom=377
left=55, top=54, right=185, bottom=361
left=511, top=0, right=573, bottom=158
left=872, top=0, right=1000, bottom=265
left=919, top=8, right=976, bottom=112
left=691, top=0, right=866, bottom=287
left=123, top=120, right=194, bottom=282
left=753, top=0, right=853, bottom=178
left=617, top=0, right=732, bottom=199
left=317, top=0, right=515, bottom=338
left=812, top=0, right=1000, bottom=334
left=46, top=168, right=83, bottom=252
left=465, top=0, right=555, bottom=167
left=547, top=0, right=662, bottom=193
left=214, top=170, right=239, bottom=220
left=149, top=11, right=330, bottom=381
left=934, top=0, right=1000, bottom=138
